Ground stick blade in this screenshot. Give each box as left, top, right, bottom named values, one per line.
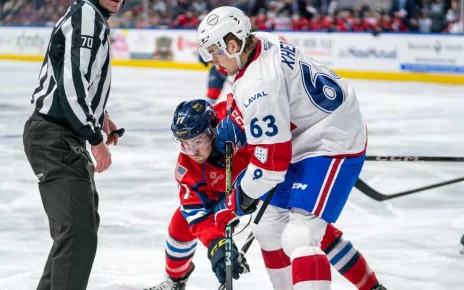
left=355, top=179, right=387, bottom=201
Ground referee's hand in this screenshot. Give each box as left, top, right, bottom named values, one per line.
left=91, top=142, right=112, bottom=173
left=103, top=113, right=120, bottom=146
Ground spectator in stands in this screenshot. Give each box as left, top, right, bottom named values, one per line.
left=347, top=11, right=366, bottom=32
left=119, top=10, right=136, bottom=28
left=444, top=0, right=462, bottom=32
left=275, top=0, right=294, bottom=17
left=292, top=11, right=311, bottom=30
left=171, top=9, right=199, bottom=28
left=426, top=0, right=446, bottom=31
left=250, top=0, right=267, bottom=16
left=231, top=0, right=249, bottom=13
left=320, top=12, right=335, bottom=31
left=252, top=9, right=268, bottom=30
left=379, top=12, right=393, bottom=31
left=0, top=0, right=458, bottom=33
left=389, top=0, right=418, bottom=31
left=265, top=10, right=277, bottom=30
left=191, top=0, right=212, bottom=14
left=151, top=0, right=167, bottom=14
left=362, top=8, right=380, bottom=32
left=172, top=0, right=191, bottom=18
left=417, top=9, right=432, bottom=32
left=45, top=11, right=60, bottom=26
left=445, top=0, right=460, bottom=23
left=333, top=9, right=351, bottom=31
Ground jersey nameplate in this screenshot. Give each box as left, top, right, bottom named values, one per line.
left=280, top=40, right=296, bottom=70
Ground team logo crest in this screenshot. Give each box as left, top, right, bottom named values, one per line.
left=207, top=14, right=219, bottom=26
left=254, top=147, right=268, bottom=164
left=192, top=102, right=203, bottom=112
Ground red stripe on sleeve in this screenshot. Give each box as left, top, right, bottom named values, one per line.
left=249, top=141, right=292, bottom=172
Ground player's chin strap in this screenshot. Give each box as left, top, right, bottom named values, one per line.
left=234, top=38, right=257, bottom=71
left=235, top=55, right=244, bottom=70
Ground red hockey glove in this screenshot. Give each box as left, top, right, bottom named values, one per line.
left=214, top=186, right=258, bottom=232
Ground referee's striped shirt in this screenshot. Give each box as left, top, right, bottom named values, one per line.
left=31, top=0, right=111, bottom=145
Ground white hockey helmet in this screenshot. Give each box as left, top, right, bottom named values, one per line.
left=197, top=6, right=252, bottom=64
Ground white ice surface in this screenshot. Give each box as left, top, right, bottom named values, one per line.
left=1, top=61, right=464, bottom=290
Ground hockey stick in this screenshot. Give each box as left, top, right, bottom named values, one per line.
left=224, top=94, right=235, bottom=290
left=357, top=154, right=464, bottom=201
left=217, top=187, right=276, bottom=290
left=365, top=155, right=464, bottom=162
left=460, top=234, right=464, bottom=255
left=355, top=177, right=464, bottom=201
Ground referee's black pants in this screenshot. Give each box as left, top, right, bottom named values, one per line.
left=23, top=113, right=100, bottom=290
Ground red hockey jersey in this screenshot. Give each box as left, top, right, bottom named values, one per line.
left=173, top=101, right=251, bottom=247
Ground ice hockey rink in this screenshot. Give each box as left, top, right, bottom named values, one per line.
left=1, top=60, right=463, bottom=290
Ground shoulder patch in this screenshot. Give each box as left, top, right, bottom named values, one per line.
left=254, top=147, right=268, bottom=164
left=175, top=163, right=188, bottom=181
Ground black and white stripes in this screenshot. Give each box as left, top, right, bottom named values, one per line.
left=31, top=0, right=111, bottom=145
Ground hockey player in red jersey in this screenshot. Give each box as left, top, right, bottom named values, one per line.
left=145, top=99, right=386, bottom=290
left=144, top=99, right=250, bottom=290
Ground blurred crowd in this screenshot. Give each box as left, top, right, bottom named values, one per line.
left=1, top=0, right=462, bottom=33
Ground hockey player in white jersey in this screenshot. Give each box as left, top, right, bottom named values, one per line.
left=197, top=6, right=386, bottom=290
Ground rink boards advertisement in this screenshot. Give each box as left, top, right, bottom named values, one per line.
left=0, top=26, right=463, bottom=84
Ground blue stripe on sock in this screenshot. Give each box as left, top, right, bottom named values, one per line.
left=330, top=241, right=353, bottom=266
left=339, top=251, right=360, bottom=275
left=166, top=240, right=197, bottom=254
left=165, top=250, right=195, bottom=262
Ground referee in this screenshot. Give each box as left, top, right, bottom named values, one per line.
left=22, top=0, right=124, bottom=289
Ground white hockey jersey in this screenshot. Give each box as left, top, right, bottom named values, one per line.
left=231, top=32, right=367, bottom=199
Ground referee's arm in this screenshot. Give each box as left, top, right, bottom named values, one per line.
left=58, top=6, right=105, bottom=146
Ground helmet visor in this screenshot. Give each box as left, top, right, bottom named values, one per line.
left=178, top=131, right=213, bottom=155
left=199, top=47, right=225, bottom=63
left=199, top=47, right=213, bottom=62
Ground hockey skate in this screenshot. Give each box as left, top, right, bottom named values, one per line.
left=460, top=234, right=464, bottom=254
left=143, top=263, right=195, bottom=290
left=372, top=283, right=387, bottom=290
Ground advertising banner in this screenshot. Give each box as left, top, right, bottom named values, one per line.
left=398, top=34, right=464, bottom=74
left=1, top=27, right=462, bottom=76
left=0, top=27, right=51, bottom=56
left=333, top=33, right=399, bottom=71
left=123, top=29, right=200, bottom=62
left=276, top=32, right=334, bottom=66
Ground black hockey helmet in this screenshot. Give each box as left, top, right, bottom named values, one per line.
left=171, top=99, right=216, bottom=141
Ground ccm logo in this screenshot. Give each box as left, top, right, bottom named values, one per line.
left=292, top=183, right=307, bottom=190
left=231, top=108, right=244, bottom=130
left=376, top=156, right=419, bottom=161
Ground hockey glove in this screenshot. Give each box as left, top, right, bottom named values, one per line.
left=207, top=238, right=250, bottom=284
left=214, top=186, right=258, bottom=232
left=215, top=115, right=247, bottom=155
